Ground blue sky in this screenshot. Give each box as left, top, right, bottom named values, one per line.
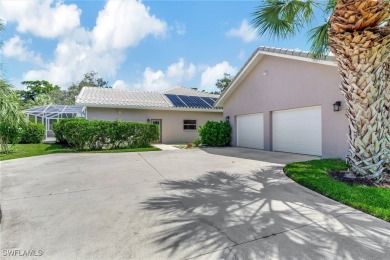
left=1, top=0, right=325, bottom=92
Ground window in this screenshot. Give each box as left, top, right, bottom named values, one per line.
left=183, top=120, right=197, bottom=130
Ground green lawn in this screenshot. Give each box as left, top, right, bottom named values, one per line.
left=284, top=159, right=390, bottom=222
left=0, top=143, right=161, bottom=161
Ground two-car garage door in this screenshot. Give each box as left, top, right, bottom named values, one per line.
left=236, top=106, right=322, bottom=156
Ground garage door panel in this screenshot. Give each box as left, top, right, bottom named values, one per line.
left=272, top=106, right=322, bottom=156
left=237, top=113, right=264, bottom=149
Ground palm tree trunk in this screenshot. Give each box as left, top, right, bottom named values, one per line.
left=384, top=62, right=390, bottom=174
left=328, top=0, right=390, bottom=180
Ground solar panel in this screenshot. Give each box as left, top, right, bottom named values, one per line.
left=165, top=94, right=217, bottom=108
left=177, top=95, right=211, bottom=108
left=165, top=94, right=187, bottom=107
left=200, top=97, right=217, bottom=107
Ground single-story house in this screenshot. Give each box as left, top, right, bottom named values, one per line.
left=76, top=87, right=223, bottom=143
left=215, top=46, right=348, bottom=158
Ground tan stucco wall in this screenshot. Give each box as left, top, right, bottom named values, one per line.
left=223, top=55, right=349, bottom=159
left=86, top=107, right=223, bottom=144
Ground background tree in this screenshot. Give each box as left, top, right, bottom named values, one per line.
left=52, top=71, right=111, bottom=105
left=17, top=80, right=59, bottom=109
left=215, top=73, right=233, bottom=93
left=19, top=71, right=112, bottom=106
left=251, top=0, right=389, bottom=180
left=77, top=71, right=110, bottom=89
left=18, top=80, right=60, bottom=102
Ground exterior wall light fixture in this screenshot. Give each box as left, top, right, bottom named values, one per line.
left=333, top=101, right=341, bottom=112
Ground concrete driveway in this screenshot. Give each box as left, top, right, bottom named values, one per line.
left=1, top=148, right=389, bottom=259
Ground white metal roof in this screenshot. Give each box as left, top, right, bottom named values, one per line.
left=76, top=87, right=222, bottom=112
left=76, top=87, right=171, bottom=108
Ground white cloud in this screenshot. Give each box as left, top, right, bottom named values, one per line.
left=167, top=58, right=196, bottom=81
left=0, top=0, right=81, bottom=38
left=22, top=0, right=168, bottom=87
left=3, top=36, right=43, bottom=65
left=200, top=61, right=237, bottom=91
left=136, top=59, right=196, bottom=91
left=174, top=22, right=186, bottom=35
left=112, top=80, right=128, bottom=89
left=92, top=0, right=167, bottom=51
left=23, top=34, right=125, bottom=86
left=238, top=49, right=246, bottom=60
left=226, top=19, right=257, bottom=42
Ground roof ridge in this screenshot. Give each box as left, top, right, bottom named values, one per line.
left=83, top=86, right=164, bottom=95
left=160, top=86, right=197, bottom=92
left=257, top=46, right=334, bottom=59
left=258, top=46, right=310, bottom=54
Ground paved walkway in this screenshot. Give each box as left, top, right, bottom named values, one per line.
left=1, top=148, right=389, bottom=259
left=152, top=144, right=180, bottom=150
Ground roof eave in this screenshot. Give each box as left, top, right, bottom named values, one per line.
left=77, top=103, right=223, bottom=113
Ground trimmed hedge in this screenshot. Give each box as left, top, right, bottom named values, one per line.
left=53, top=119, right=159, bottom=150
left=52, top=118, right=83, bottom=145
left=199, top=121, right=231, bottom=147
left=19, top=122, right=45, bottom=144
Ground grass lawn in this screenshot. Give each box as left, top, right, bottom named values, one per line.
left=0, top=143, right=161, bottom=161
left=284, top=159, right=390, bottom=222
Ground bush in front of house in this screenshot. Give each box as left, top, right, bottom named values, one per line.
left=19, top=122, right=45, bottom=144
left=198, top=120, right=231, bottom=147
left=192, top=138, right=202, bottom=147
left=53, top=119, right=159, bottom=150
left=52, top=118, right=85, bottom=145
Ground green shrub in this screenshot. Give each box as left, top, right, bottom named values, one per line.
left=192, top=138, right=201, bottom=147
left=0, top=123, right=20, bottom=153
left=53, top=118, right=86, bottom=145
left=198, top=121, right=231, bottom=147
left=53, top=119, right=159, bottom=150
left=19, top=122, right=45, bottom=144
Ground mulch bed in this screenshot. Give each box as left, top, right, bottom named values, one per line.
left=328, top=171, right=390, bottom=188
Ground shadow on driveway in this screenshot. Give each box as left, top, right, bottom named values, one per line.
left=142, top=169, right=390, bottom=259
left=200, top=147, right=319, bottom=165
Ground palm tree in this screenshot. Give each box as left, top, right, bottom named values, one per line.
left=0, top=20, right=26, bottom=153
left=252, top=0, right=389, bottom=181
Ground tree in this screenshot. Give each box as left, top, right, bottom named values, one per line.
left=0, top=80, right=26, bottom=153
left=215, top=73, right=233, bottom=93
left=55, top=71, right=111, bottom=105
left=18, top=80, right=60, bottom=102
left=47, top=88, right=70, bottom=105
left=77, top=71, right=110, bottom=89
left=30, top=71, right=111, bottom=105
left=0, top=21, right=26, bottom=153
left=251, top=0, right=389, bottom=181
left=17, top=80, right=59, bottom=109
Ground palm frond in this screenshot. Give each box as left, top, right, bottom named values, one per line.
left=0, top=19, right=4, bottom=80
left=325, top=0, right=337, bottom=13
left=251, top=0, right=317, bottom=39
left=308, top=22, right=330, bottom=59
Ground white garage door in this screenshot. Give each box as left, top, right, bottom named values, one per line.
left=237, top=113, right=264, bottom=149
left=273, top=106, right=322, bottom=156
